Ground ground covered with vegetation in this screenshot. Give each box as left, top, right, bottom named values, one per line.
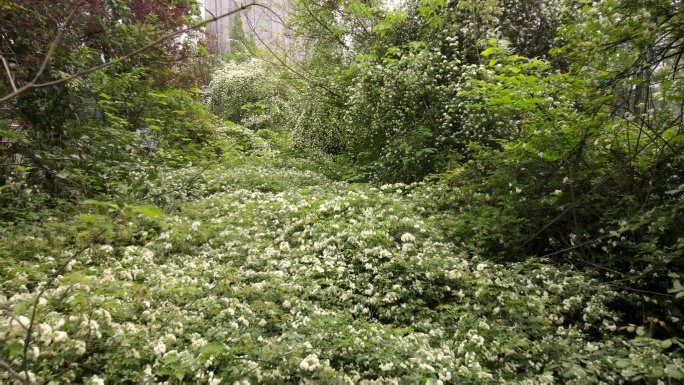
left=1, top=145, right=682, bottom=384
left=2, top=0, right=684, bottom=383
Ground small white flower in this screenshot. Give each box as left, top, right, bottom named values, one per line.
left=53, top=330, right=68, bottom=343
left=11, top=315, right=30, bottom=331
left=400, top=233, right=416, bottom=243
left=153, top=340, right=166, bottom=356
left=299, top=354, right=320, bottom=372
left=100, top=245, right=114, bottom=253
left=74, top=340, right=87, bottom=355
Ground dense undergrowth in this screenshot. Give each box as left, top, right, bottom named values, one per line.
left=2, top=131, right=684, bottom=383
left=3, top=0, right=684, bottom=383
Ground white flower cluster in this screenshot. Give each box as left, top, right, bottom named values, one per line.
left=1, top=153, right=682, bottom=383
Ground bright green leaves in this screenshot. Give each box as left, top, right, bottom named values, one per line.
left=417, top=0, right=447, bottom=21
left=481, top=47, right=498, bottom=57
left=669, top=278, right=684, bottom=299
left=79, top=199, right=163, bottom=229
left=78, top=215, right=115, bottom=230
left=128, top=205, right=163, bottom=217
left=198, top=343, right=226, bottom=354
left=372, top=10, right=407, bottom=36
left=344, top=1, right=374, bottom=17
left=82, top=200, right=120, bottom=210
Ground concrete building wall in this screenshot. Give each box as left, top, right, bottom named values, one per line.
left=203, top=0, right=292, bottom=55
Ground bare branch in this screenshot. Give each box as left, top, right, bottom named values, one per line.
left=0, top=359, right=27, bottom=384
left=0, top=1, right=83, bottom=104
left=1, top=55, right=17, bottom=92
left=30, top=2, right=84, bottom=85
left=243, top=6, right=343, bottom=99
left=1, top=2, right=270, bottom=105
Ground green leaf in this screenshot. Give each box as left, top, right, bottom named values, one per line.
left=199, top=343, right=225, bottom=354
left=667, top=364, right=683, bottom=379
left=162, top=354, right=179, bottom=365
left=661, top=339, right=673, bottom=349
left=481, top=47, right=497, bottom=57
left=94, top=221, right=114, bottom=230
left=129, top=205, right=163, bottom=217
left=81, top=199, right=120, bottom=210
left=615, top=360, right=631, bottom=369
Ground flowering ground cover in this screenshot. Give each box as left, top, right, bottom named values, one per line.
left=1, top=149, right=683, bottom=384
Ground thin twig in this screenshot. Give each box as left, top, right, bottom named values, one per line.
left=243, top=9, right=343, bottom=99
left=0, top=359, right=26, bottom=384
left=300, top=0, right=349, bottom=50
left=1, top=3, right=270, bottom=104
left=541, top=234, right=614, bottom=259
left=1, top=55, right=17, bottom=92
left=0, top=1, right=83, bottom=104
left=30, top=2, right=84, bottom=85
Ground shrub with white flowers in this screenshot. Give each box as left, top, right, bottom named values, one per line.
left=204, top=59, right=292, bottom=131
left=1, top=150, right=682, bottom=383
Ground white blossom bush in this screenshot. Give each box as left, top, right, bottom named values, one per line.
left=1, top=150, right=683, bottom=383
left=204, top=59, right=292, bottom=131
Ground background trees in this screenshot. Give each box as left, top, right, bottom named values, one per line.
left=0, top=0, right=220, bottom=221
left=1, top=0, right=684, bottom=381
left=285, top=0, right=684, bottom=341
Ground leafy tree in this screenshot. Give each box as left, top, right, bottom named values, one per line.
left=205, top=58, right=292, bottom=131
left=228, top=11, right=257, bottom=59
left=284, top=0, right=684, bottom=345
left=0, top=0, right=258, bottom=221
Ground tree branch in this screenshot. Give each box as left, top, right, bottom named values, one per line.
left=0, top=359, right=27, bottom=384
left=30, top=2, right=84, bottom=85
left=0, top=1, right=83, bottom=104
left=1, top=2, right=270, bottom=105
left=243, top=7, right=344, bottom=100
left=1, top=55, right=17, bottom=92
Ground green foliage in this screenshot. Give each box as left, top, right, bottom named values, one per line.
left=217, top=122, right=271, bottom=154
left=289, top=0, right=569, bottom=183
left=281, top=0, right=684, bottom=378
left=0, top=0, right=216, bottom=222
left=2, top=154, right=683, bottom=383
left=226, top=12, right=257, bottom=61
left=3, top=0, right=684, bottom=382
left=204, top=58, right=292, bottom=131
